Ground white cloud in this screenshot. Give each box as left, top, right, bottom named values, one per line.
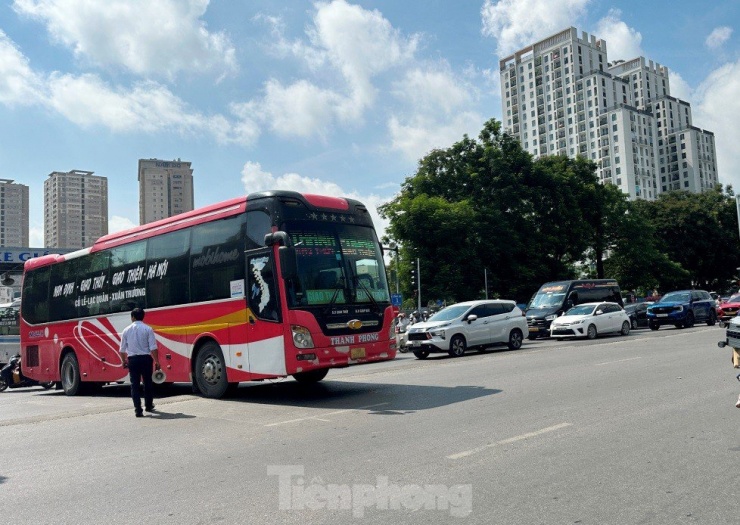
left=669, top=71, right=692, bottom=102
left=388, top=112, right=483, bottom=161
left=240, top=161, right=392, bottom=237
left=0, top=29, right=259, bottom=146
left=241, top=79, right=343, bottom=139
left=29, top=225, right=43, bottom=247
left=12, top=0, right=236, bottom=80
left=705, top=26, right=733, bottom=49
left=248, top=0, right=420, bottom=139
left=594, top=9, right=643, bottom=61
left=481, top=0, right=591, bottom=57
left=0, top=30, right=44, bottom=105
left=109, top=215, right=137, bottom=234
left=44, top=73, right=255, bottom=145
left=692, top=60, right=740, bottom=192
left=387, top=64, right=483, bottom=161
left=393, top=68, right=474, bottom=114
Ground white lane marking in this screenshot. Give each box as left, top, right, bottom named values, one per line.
left=446, top=422, right=572, bottom=460
left=264, top=403, right=390, bottom=427
left=595, top=357, right=643, bottom=366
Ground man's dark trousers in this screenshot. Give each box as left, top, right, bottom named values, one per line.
left=128, top=355, right=154, bottom=412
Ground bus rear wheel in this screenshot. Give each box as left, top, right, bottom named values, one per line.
left=292, top=369, right=329, bottom=383
left=194, top=342, right=228, bottom=399
left=61, top=353, right=82, bottom=396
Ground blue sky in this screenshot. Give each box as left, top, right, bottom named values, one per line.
left=1, top=0, right=739, bottom=247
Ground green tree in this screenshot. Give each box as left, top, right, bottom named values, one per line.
left=380, top=119, right=609, bottom=303
left=640, top=187, right=739, bottom=291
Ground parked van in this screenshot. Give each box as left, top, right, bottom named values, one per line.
left=525, top=279, right=623, bottom=339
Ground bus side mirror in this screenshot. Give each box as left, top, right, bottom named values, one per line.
left=279, top=246, right=297, bottom=280
left=264, top=231, right=289, bottom=247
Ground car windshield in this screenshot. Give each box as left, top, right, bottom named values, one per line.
left=427, top=304, right=470, bottom=322
left=660, top=292, right=690, bottom=303
left=565, top=304, right=596, bottom=316
left=528, top=292, right=566, bottom=309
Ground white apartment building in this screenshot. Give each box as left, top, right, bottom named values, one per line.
left=0, top=179, right=29, bottom=247
left=44, top=170, right=108, bottom=249
left=138, top=158, right=194, bottom=225
left=499, top=27, right=718, bottom=200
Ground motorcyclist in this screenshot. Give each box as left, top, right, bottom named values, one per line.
left=0, top=354, right=22, bottom=385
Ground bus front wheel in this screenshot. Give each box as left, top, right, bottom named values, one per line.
left=292, top=368, right=329, bottom=383
left=195, top=342, right=229, bottom=399
left=61, top=353, right=82, bottom=396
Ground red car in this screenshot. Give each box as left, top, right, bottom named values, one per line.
left=716, top=294, right=740, bottom=322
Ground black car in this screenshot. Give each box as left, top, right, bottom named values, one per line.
left=624, top=303, right=648, bottom=329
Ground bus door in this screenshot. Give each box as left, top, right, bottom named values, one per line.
left=245, top=250, right=286, bottom=376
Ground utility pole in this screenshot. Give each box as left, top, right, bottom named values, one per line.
left=416, top=257, right=421, bottom=313
left=484, top=268, right=488, bottom=300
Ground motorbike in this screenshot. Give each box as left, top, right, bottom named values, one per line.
left=0, top=354, right=55, bottom=392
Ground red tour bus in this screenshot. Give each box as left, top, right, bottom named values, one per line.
left=20, top=191, right=397, bottom=398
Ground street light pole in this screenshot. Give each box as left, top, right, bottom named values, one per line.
left=416, top=257, right=421, bottom=313
left=389, top=242, right=399, bottom=294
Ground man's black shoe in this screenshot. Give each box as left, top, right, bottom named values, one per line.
left=145, top=406, right=156, bottom=413
left=135, top=410, right=144, bottom=417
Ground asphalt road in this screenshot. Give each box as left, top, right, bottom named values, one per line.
left=2, top=325, right=739, bottom=524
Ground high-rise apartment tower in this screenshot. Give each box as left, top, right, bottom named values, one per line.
left=138, top=158, right=194, bottom=225
left=499, top=27, right=718, bottom=200
left=44, top=170, right=108, bottom=249
left=0, top=179, right=29, bottom=247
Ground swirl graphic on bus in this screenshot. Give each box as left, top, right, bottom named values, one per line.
left=73, top=319, right=125, bottom=368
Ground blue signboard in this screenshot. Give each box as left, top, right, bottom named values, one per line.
left=391, top=293, right=403, bottom=306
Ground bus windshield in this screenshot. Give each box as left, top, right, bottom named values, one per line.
left=527, top=292, right=566, bottom=309
left=285, top=221, right=390, bottom=308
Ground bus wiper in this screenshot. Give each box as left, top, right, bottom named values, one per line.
left=323, top=280, right=345, bottom=316
left=354, top=275, right=380, bottom=313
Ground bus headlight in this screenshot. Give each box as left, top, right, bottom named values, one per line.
left=291, top=325, right=315, bottom=349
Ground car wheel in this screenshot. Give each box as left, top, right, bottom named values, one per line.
left=621, top=321, right=631, bottom=336
left=448, top=335, right=466, bottom=357
left=707, top=310, right=717, bottom=326
left=631, top=317, right=637, bottom=330
left=413, top=350, right=429, bottom=360
left=649, top=321, right=660, bottom=331
left=507, top=329, right=524, bottom=350
left=683, top=312, right=695, bottom=328
left=586, top=324, right=597, bottom=339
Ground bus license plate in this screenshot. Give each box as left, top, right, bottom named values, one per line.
left=351, top=348, right=366, bottom=359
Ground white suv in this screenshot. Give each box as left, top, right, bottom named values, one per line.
left=404, top=300, right=528, bottom=359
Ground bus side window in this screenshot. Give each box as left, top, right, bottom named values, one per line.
left=146, top=229, right=190, bottom=308
left=22, top=266, right=51, bottom=324
left=191, top=214, right=246, bottom=303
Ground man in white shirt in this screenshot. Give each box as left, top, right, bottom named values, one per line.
left=119, top=308, right=161, bottom=417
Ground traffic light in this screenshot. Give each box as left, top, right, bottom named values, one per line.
left=410, top=268, right=416, bottom=287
